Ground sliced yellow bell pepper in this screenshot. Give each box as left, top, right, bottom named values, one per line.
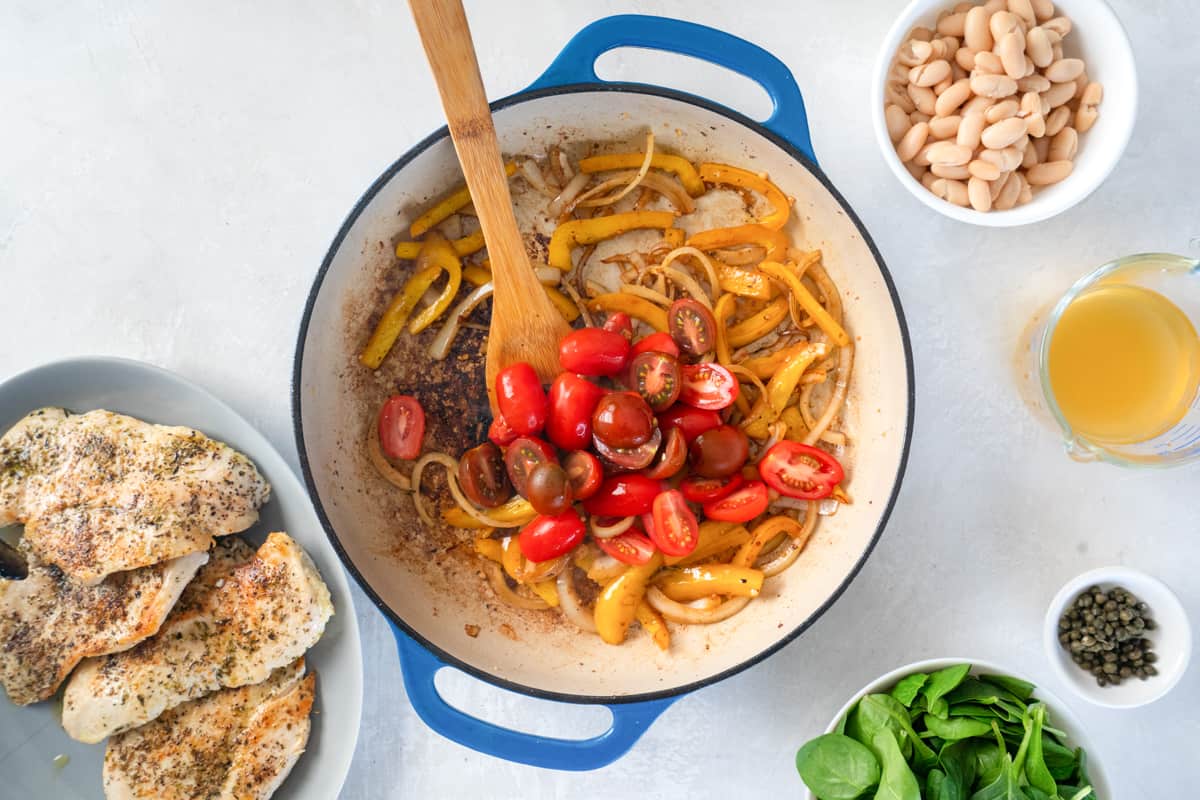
left=717, top=263, right=775, bottom=300
left=635, top=600, right=670, bottom=651
left=549, top=211, right=676, bottom=271
left=713, top=293, right=738, bottom=367
left=441, top=495, right=536, bottom=529
left=832, top=484, right=853, bottom=505
left=687, top=224, right=789, bottom=261
left=655, top=565, right=764, bottom=601
left=662, top=227, right=686, bottom=248
left=358, top=262, right=442, bottom=369
left=462, top=264, right=493, bottom=287
left=733, top=515, right=807, bottom=568
left=758, top=260, right=850, bottom=347
left=587, top=293, right=668, bottom=332
left=579, top=153, right=704, bottom=196
left=395, top=230, right=487, bottom=260
left=665, top=522, right=750, bottom=566
left=409, top=162, right=517, bottom=237
left=726, top=296, right=790, bottom=348
left=474, top=537, right=503, bottom=563
left=699, top=162, right=790, bottom=229
left=407, top=236, right=462, bottom=334
left=781, top=406, right=809, bottom=441
left=742, top=342, right=815, bottom=379
left=500, top=535, right=525, bottom=583
left=594, top=553, right=664, bottom=645
left=742, top=342, right=827, bottom=439
left=530, top=579, right=560, bottom=607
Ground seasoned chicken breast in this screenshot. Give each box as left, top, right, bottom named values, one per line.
left=63, top=532, right=333, bottom=743
left=0, top=542, right=208, bottom=706
left=103, top=658, right=315, bottom=800
left=0, top=407, right=271, bottom=585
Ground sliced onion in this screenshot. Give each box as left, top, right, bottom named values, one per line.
left=649, top=265, right=712, bottom=310
left=645, top=587, right=751, bottom=625
left=637, top=170, right=695, bottom=214
left=484, top=561, right=549, bottom=610
left=559, top=280, right=594, bottom=327
left=558, top=148, right=574, bottom=182
left=659, top=246, right=721, bottom=304
left=818, top=499, right=841, bottom=516
left=410, top=451, right=451, bottom=526
left=414, top=451, right=523, bottom=529
left=587, top=553, right=627, bottom=584
left=534, top=266, right=562, bottom=285
left=429, top=281, right=493, bottom=360
left=756, top=539, right=803, bottom=577
left=577, top=131, right=654, bottom=208
left=520, top=158, right=554, bottom=196
left=620, top=283, right=673, bottom=307
left=366, top=427, right=412, bottom=491
left=556, top=567, right=598, bottom=632
left=804, top=344, right=853, bottom=446
left=547, top=171, right=590, bottom=218
left=714, top=245, right=767, bottom=266
left=590, top=515, right=636, bottom=540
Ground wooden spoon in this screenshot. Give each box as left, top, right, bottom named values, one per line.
left=409, top=0, right=571, bottom=410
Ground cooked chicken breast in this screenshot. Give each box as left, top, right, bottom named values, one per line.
left=103, top=658, right=315, bottom=800
left=0, top=407, right=271, bottom=585
left=63, top=532, right=333, bottom=743
left=0, top=542, right=208, bottom=706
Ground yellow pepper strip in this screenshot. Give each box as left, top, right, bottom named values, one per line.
left=733, top=515, right=807, bottom=568
left=408, top=237, right=462, bottom=334
left=781, top=406, right=809, bottom=441
left=758, top=260, right=850, bottom=347
left=726, top=296, right=790, bottom=348
left=474, top=538, right=503, bottom=563
left=594, top=553, right=664, bottom=645
left=666, top=522, right=750, bottom=566
left=500, top=536, right=525, bottom=583
left=699, top=163, right=790, bottom=229
left=663, top=227, right=685, bottom=248
left=409, top=162, right=517, bottom=237
left=462, top=264, right=493, bottom=287
left=359, top=263, right=441, bottom=369
left=717, top=263, right=775, bottom=300
left=742, top=342, right=814, bottom=379
left=579, top=153, right=704, bottom=196
left=549, top=211, right=676, bottom=271
left=461, top=265, right=580, bottom=322
left=713, top=293, right=737, bottom=367
left=833, top=484, right=853, bottom=505
left=442, top=496, right=536, bottom=529
left=530, top=580, right=560, bottom=607
left=573, top=546, right=597, bottom=572
left=655, top=565, right=764, bottom=601
left=395, top=230, right=486, bottom=260
left=587, top=293, right=669, bottom=331
left=743, top=342, right=827, bottom=439
left=687, top=224, right=789, bottom=261
left=635, top=600, right=670, bottom=651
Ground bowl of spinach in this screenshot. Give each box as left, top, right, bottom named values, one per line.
left=797, top=659, right=1109, bottom=800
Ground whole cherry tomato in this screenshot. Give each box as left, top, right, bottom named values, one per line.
left=656, top=403, right=721, bottom=444
left=545, top=373, right=604, bottom=451
left=582, top=474, right=661, bottom=517
left=558, top=328, right=630, bottom=377
left=592, top=392, right=655, bottom=448
left=525, top=462, right=574, bottom=515
left=630, top=331, right=681, bottom=359
left=519, top=509, right=585, bottom=562
left=495, top=362, right=548, bottom=435
left=563, top=450, right=602, bottom=500
left=602, top=311, right=634, bottom=342
left=689, top=425, right=749, bottom=478
left=703, top=480, right=769, bottom=523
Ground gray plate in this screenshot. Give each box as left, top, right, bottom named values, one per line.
left=0, top=357, right=362, bottom=799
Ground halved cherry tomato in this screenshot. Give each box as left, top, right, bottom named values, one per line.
left=602, top=311, right=634, bottom=342
left=679, top=362, right=739, bottom=410
left=596, top=529, right=657, bottom=566
left=592, top=392, right=655, bottom=448
left=582, top=474, right=661, bottom=517
left=378, top=395, right=425, bottom=460
left=563, top=450, right=602, bottom=500
left=504, top=436, right=556, bottom=497
left=643, top=427, right=686, bottom=480
left=458, top=443, right=510, bottom=508
left=703, top=480, right=768, bottom=523
left=558, top=328, right=630, bottom=377
left=630, top=331, right=681, bottom=359
left=519, top=509, right=586, bottom=562
left=629, top=351, right=681, bottom=412
left=668, top=298, right=717, bottom=356
left=758, top=441, right=845, bottom=500
left=656, top=403, right=721, bottom=444
left=650, top=489, right=700, bottom=557
left=680, top=473, right=744, bottom=504
left=689, top=424, right=749, bottom=478
left=594, top=427, right=660, bottom=472
left=546, top=373, right=604, bottom=451
left=495, top=362, right=548, bottom=435
left=488, top=415, right=518, bottom=448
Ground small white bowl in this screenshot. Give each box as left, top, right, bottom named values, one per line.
left=872, top=0, right=1137, bottom=226
left=1044, top=566, right=1192, bottom=708
left=803, top=657, right=1109, bottom=800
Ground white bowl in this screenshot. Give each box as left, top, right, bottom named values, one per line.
left=803, top=657, right=1109, bottom=800
left=1044, top=566, right=1192, bottom=709
left=872, top=0, right=1137, bottom=226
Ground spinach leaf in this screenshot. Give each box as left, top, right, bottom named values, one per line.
left=950, top=702, right=1020, bottom=724
left=971, top=739, right=1006, bottom=787
left=1041, top=738, right=1077, bottom=781
left=940, top=740, right=977, bottom=790
left=1023, top=704, right=1059, bottom=797
left=1065, top=787, right=1096, bottom=800
left=872, top=729, right=922, bottom=800
left=849, top=694, right=938, bottom=771
left=968, top=754, right=1030, bottom=800
left=921, top=664, right=972, bottom=716
left=1025, top=788, right=1054, bottom=800
left=923, top=714, right=995, bottom=742
left=978, top=674, right=1036, bottom=702
left=927, top=769, right=964, bottom=800
left=891, top=673, right=929, bottom=707
left=946, top=678, right=1026, bottom=712
left=796, top=733, right=881, bottom=800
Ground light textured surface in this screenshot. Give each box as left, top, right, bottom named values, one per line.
left=1, top=1, right=1196, bottom=798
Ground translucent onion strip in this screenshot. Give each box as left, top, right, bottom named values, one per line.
left=620, top=283, right=674, bottom=308
left=520, top=158, right=554, bottom=196
left=484, top=561, right=550, bottom=610
left=755, top=501, right=817, bottom=576
left=556, top=567, right=598, bottom=632
left=429, top=281, right=493, bottom=360
left=645, top=587, right=751, bottom=625
left=547, top=172, right=590, bottom=218
left=409, top=451, right=456, bottom=527
left=649, top=265, right=712, bottom=310
left=659, top=246, right=721, bottom=304
left=590, top=515, right=636, bottom=540
left=804, top=344, right=854, bottom=446
left=366, top=427, right=412, bottom=491
left=576, top=131, right=654, bottom=208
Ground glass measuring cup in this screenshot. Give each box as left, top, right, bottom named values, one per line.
left=1035, top=253, right=1200, bottom=467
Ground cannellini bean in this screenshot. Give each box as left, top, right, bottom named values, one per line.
left=1073, top=72, right=1090, bottom=100
left=1020, top=91, right=1041, bottom=117
left=990, top=170, right=1010, bottom=200
left=962, top=94, right=996, bottom=115
left=980, top=145, right=1024, bottom=172
left=886, top=104, right=912, bottom=142
left=971, top=73, right=1018, bottom=98
left=968, top=158, right=1002, bottom=180
left=998, top=31, right=1027, bottom=79
left=909, top=25, right=935, bottom=42
left=910, top=59, right=952, bottom=87
left=974, top=50, right=1004, bottom=74
left=1026, top=160, right=1073, bottom=185
left=934, top=76, right=954, bottom=95
left=1031, top=0, right=1055, bottom=22
left=911, top=111, right=932, bottom=124
left=937, top=11, right=968, bottom=37
left=1075, top=104, right=1098, bottom=133
left=891, top=61, right=912, bottom=83
left=1034, top=134, right=1050, bottom=163
left=1018, top=180, right=1033, bottom=205
left=935, top=78, right=973, bottom=116
left=931, top=177, right=970, bottom=206
left=1081, top=80, right=1102, bottom=107
left=985, top=0, right=1006, bottom=12
left=905, top=161, right=928, bottom=182
left=994, top=171, right=1023, bottom=209
left=921, top=171, right=939, bottom=190
left=926, top=141, right=974, bottom=166
left=1045, top=58, right=1085, bottom=82
left=887, top=82, right=917, bottom=113
left=930, top=38, right=949, bottom=60
left=954, top=2, right=973, bottom=12
left=908, top=84, right=938, bottom=115
left=898, top=39, right=934, bottom=66
left=1048, top=126, right=1078, bottom=161
left=1024, top=111, right=1046, bottom=138
left=1052, top=42, right=1063, bottom=61
left=968, top=175, right=993, bottom=211
left=1026, top=26, right=1054, bottom=68
left=932, top=163, right=972, bottom=179
left=957, top=110, right=987, bottom=148
left=940, top=35, right=961, bottom=53
left=1021, top=139, right=1038, bottom=168
left=1017, top=73, right=1051, bottom=93
left=964, top=7, right=993, bottom=51
left=989, top=10, right=1021, bottom=41
left=896, top=122, right=930, bottom=161
left=1044, top=105, right=1071, bottom=136
left=1042, top=81, right=1076, bottom=108
left=985, top=99, right=1020, bottom=123
left=930, top=114, right=963, bottom=139
left=1008, top=0, right=1037, bottom=27
left=1042, top=16, right=1071, bottom=37
left=955, top=46, right=979, bottom=71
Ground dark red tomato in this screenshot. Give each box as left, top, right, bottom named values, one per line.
left=679, top=362, right=739, bottom=410
left=582, top=474, right=661, bottom=517
left=487, top=415, right=518, bottom=448
left=596, top=529, right=657, bottom=565
left=657, top=403, right=722, bottom=444
left=602, top=311, right=634, bottom=342
left=545, top=373, right=604, bottom=451
left=504, top=436, right=556, bottom=497
left=668, top=298, right=717, bottom=357
left=629, top=351, right=681, bottom=412
left=558, top=328, right=630, bottom=377
left=519, top=509, right=586, bottom=562
left=592, top=392, right=655, bottom=448
left=650, top=489, right=700, bottom=557
left=703, top=480, right=769, bottom=523
left=378, top=395, right=426, bottom=460
left=680, top=473, right=744, bottom=504
left=689, top=425, right=750, bottom=478
left=525, top=462, right=574, bottom=515
left=594, top=427, right=660, bottom=472
left=758, top=441, right=845, bottom=500
left=630, top=331, right=681, bottom=359
left=643, top=427, right=686, bottom=480
left=495, top=363, right=548, bottom=435
left=458, top=443, right=510, bottom=508
left=563, top=450, right=602, bottom=500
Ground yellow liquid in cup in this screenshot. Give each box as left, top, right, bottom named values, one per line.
left=1048, top=283, right=1200, bottom=444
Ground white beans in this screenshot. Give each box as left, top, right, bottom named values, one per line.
left=964, top=6, right=993, bottom=50
left=886, top=104, right=912, bottom=142
left=981, top=116, right=1027, bottom=149
left=968, top=158, right=1001, bottom=180
left=971, top=73, right=1018, bottom=98
left=910, top=59, right=952, bottom=87
left=897, top=122, right=930, bottom=161
left=1025, top=160, right=1073, bottom=185
left=929, top=114, right=963, bottom=140
left=998, top=31, right=1027, bottom=79
left=968, top=175, right=993, bottom=210
left=1076, top=82, right=1102, bottom=132
left=985, top=99, right=1020, bottom=123
left=1048, top=126, right=1078, bottom=161
left=935, top=78, right=973, bottom=116
left=957, top=111, right=987, bottom=149
left=1044, top=57, right=1085, bottom=83
left=927, top=141, right=974, bottom=166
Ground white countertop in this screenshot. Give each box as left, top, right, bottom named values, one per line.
left=3, top=1, right=1196, bottom=797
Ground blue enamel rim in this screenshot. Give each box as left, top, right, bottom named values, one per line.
left=291, top=83, right=915, bottom=707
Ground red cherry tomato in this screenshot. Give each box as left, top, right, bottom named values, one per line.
left=629, top=351, right=681, bottom=412
left=680, top=473, right=744, bottom=504
left=656, top=404, right=721, bottom=444
left=596, top=529, right=657, bottom=565
left=525, top=462, right=574, bottom=515
left=545, top=373, right=605, bottom=451
left=630, top=331, right=681, bottom=359
left=703, top=480, right=769, bottom=523
left=668, top=298, right=717, bottom=357
left=582, top=474, right=661, bottom=517
left=563, top=450, right=602, bottom=500
left=594, top=427, right=660, bottom=472
left=688, top=424, right=750, bottom=478
left=495, top=363, right=548, bottom=435
left=602, top=312, right=634, bottom=342
left=592, top=392, right=655, bottom=448
left=518, top=509, right=585, bottom=562
left=650, top=489, right=700, bottom=557
left=558, top=328, right=631, bottom=377
left=488, top=415, right=518, bottom=448
left=679, top=362, right=739, bottom=410
left=758, top=441, right=845, bottom=500
left=503, top=436, right=556, bottom=497
left=377, top=395, right=425, bottom=460
left=643, top=427, right=686, bottom=480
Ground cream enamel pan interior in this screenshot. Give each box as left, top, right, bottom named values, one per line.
left=295, top=86, right=913, bottom=702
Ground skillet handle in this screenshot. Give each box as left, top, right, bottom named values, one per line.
left=529, top=14, right=815, bottom=163
left=392, top=625, right=676, bottom=771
